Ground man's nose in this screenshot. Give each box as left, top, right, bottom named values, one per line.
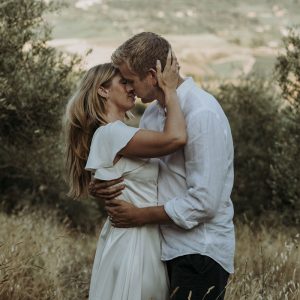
left=125, top=82, right=134, bottom=93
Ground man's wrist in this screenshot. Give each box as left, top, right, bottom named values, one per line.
left=136, top=207, right=149, bottom=226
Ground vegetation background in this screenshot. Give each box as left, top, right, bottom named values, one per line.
left=0, top=0, right=299, bottom=299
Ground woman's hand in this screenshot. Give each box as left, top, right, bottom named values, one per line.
left=156, top=48, right=180, bottom=94
left=89, top=177, right=125, bottom=200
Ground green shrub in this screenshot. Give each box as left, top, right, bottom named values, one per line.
left=270, top=28, right=300, bottom=223
left=0, top=0, right=82, bottom=210
left=216, top=77, right=281, bottom=215
left=275, top=28, right=300, bottom=109
left=215, top=28, right=300, bottom=223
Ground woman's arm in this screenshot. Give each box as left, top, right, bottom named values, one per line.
left=119, top=49, right=187, bottom=158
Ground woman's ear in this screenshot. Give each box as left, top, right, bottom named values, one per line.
left=97, top=86, right=109, bottom=98
left=148, top=68, right=158, bottom=85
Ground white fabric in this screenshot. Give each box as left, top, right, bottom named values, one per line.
left=139, top=77, right=235, bottom=274
left=85, top=121, right=169, bottom=300
left=85, top=120, right=140, bottom=180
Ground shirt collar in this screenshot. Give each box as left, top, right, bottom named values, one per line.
left=156, top=77, right=195, bottom=115
left=176, top=77, right=194, bottom=100
left=155, top=77, right=195, bottom=114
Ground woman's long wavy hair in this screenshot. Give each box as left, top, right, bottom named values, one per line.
left=64, top=63, right=119, bottom=199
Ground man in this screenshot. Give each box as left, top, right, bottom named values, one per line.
left=90, top=32, right=235, bottom=300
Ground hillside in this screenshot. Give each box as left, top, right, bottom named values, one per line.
left=47, top=0, right=300, bottom=82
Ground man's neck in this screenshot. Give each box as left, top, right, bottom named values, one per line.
left=156, top=76, right=185, bottom=108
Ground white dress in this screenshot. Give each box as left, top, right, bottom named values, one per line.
left=85, top=120, right=169, bottom=300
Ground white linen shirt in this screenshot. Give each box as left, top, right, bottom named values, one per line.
left=139, top=77, right=235, bottom=274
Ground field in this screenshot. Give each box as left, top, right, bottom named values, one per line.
left=0, top=210, right=299, bottom=300
left=1, top=1, right=300, bottom=299
left=47, top=0, right=300, bottom=83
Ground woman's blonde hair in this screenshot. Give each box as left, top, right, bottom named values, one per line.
left=64, top=63, right=118, bottom=199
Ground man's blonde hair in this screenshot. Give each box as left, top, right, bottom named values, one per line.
left=111, top=32, right=171, bottom=79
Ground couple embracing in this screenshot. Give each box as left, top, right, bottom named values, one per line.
left=65, top=32, right=235, bottom=300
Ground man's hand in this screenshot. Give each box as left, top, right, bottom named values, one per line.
left=105, top=199, right=143, bottom=228
left=89, top=177, right=125, bottom=200
left=105, top=200, right=173, bottom=228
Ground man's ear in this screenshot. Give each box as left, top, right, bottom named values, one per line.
left=148, top=68, right=158, bottom=85
left=97, top=86, right=109, bottom=98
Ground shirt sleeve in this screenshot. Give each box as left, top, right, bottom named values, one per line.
left=164, top=110, right=229, bottom=229
left=85, top=120, right=140, bottom=180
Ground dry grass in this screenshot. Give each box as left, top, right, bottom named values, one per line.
left=225, top=217, right=299, bottom=300
left=0, top=210, right=97, bottom=300
left=0, top=210, right=299, bottom=300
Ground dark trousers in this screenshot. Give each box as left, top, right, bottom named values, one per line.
left=166, top=254, right=229, bottom=300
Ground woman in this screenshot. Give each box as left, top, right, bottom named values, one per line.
left=64, top=51, right=186, bottom=300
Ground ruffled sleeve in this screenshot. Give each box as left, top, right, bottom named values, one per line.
left=85, top=120, right=140, bottom=180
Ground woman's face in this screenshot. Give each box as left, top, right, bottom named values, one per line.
left=107, top=73, right=136, bottom=112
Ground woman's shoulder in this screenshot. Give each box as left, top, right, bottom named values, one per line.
left=87, top=120, right=140, bottom=168
left=94, top=120, right=123, bottom=133
left=94, top=120, right=135, bottom=137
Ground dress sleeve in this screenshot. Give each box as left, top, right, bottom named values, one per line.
left=85, top=120, right=140, bottom=180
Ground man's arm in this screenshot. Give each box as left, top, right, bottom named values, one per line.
left=105, top=110, right=231, bottom=229
left=105, top=201, right=173, bottom=227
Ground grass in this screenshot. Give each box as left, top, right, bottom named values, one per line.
left=0, top=209, right=98, bottom=300
left=0, top=210, right=299, bottom=299
left=226, top=217, right=299, bottom=299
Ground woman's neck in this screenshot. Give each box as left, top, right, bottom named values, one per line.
left=105, top=110, right=126, bottom=123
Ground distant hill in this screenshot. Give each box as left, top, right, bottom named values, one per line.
left=47, top=0, right=300, bottom=81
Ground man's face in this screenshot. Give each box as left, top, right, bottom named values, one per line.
left=118, top=62, right=157, bottom=104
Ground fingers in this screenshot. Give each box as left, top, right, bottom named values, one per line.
left=163, top=48, right=179, bottom=74
left=171, top=49, right=178, bottom=71
left=89, top=177, right=125, bottom=199
left=91, top=187, right=124, bottom=199
left=156, top=59, right=162, bottom=75
left=105, top=199, right=123, bottom=207
left=91, top=177, right=124, bottom=190
left=106, top=190, right=123, bottom=199
left=100, top=184, right=125, bottom=195
left=171, top=49, right=178, bottom=64
left=156, top=48, right=178, bottom=74
left=106, top=206, right=120, bottom=220
left=95, top=190, right=123, bottom=200
left=156, top=59, right=162, bottom=85
left=165, top=48, right=172, bottom=69
left=105, top=206, right=115, bottom=215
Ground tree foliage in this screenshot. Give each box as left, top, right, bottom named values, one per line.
left=271, top=28, right=300, bottom=221
left=216, top=78, right=281, bottom=214
left=0, top=1, right=299, bottom=225
left=216, top=29, right=300, bottom=223
left=0, top=0, right=82, bottom=210
left=275, top=28, right=300, bottom=110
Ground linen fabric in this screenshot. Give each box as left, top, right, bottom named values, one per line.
left=85, top=121, right=169, bottom=300
left=140, top=77, right=235, bottom=274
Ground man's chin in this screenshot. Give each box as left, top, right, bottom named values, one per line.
left=141, top=98, right=155, bottom=104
